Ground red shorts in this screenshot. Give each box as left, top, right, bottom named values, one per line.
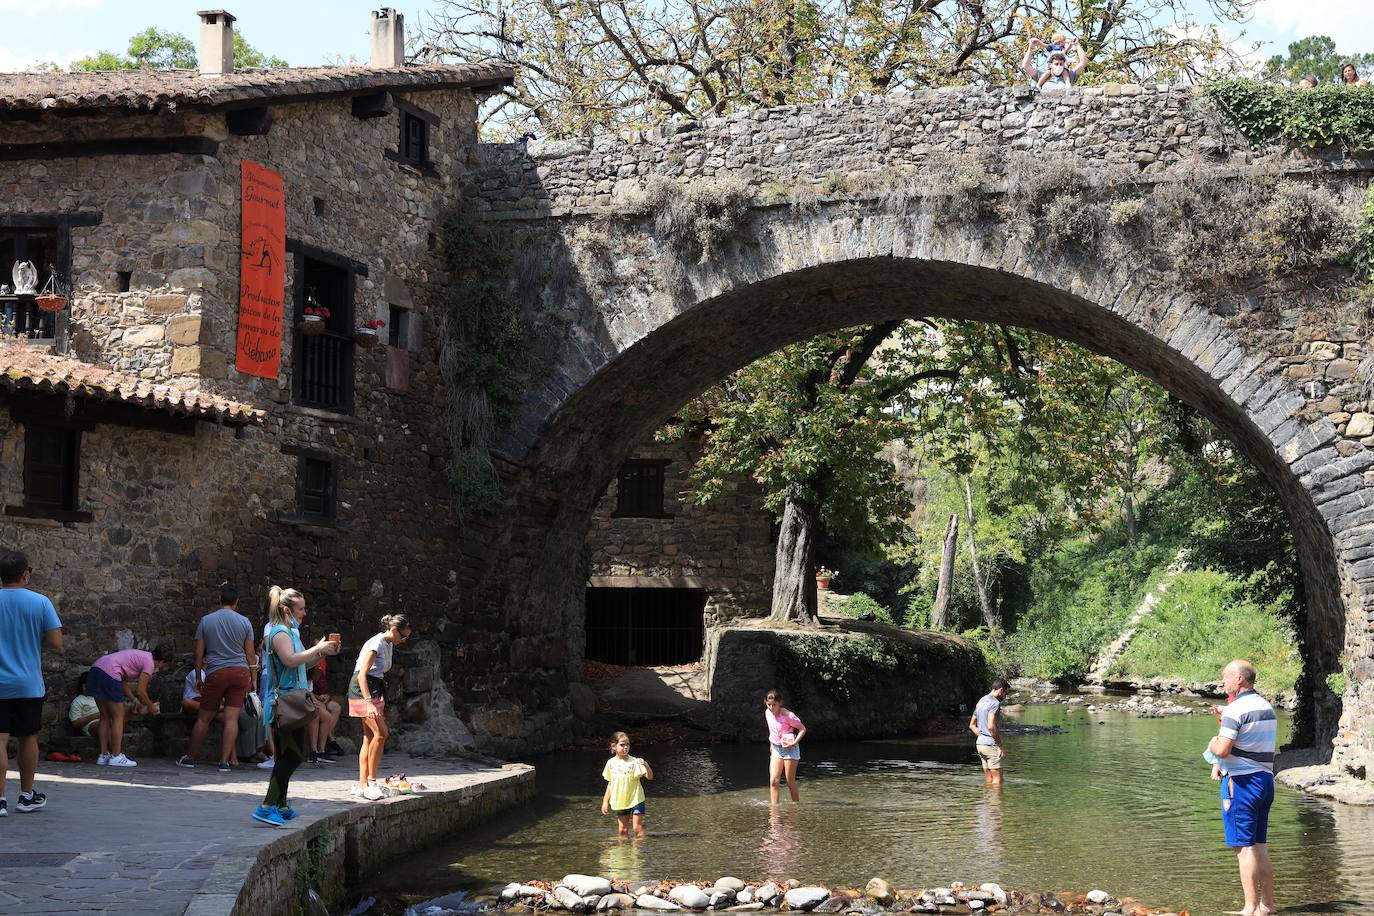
left=200, top=667, right=251, bottom=711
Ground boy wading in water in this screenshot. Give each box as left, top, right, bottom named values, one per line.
left=601, top=731, right=653, bottom=838
left=970, top=678, right=1008, bottom=785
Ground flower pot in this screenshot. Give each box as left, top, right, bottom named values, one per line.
left=816, top=576, right=832, bottom=590
left=36, top=294, right=68, bottom=313
left=300, top=315, right=326, bottom=336
left=353, top=327, right=380, bottom=348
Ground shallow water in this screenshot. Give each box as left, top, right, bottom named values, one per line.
left=368, top=703, right=1374, bottom=916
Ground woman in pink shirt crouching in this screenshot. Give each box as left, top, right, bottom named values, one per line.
left=87, top=645, right=172, bottom=767
left=764, top=688, right=806, bottom=803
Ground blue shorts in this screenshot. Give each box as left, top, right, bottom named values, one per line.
left=613, top=801, right=646, bottom=816
left=1222, top=771, right=1274, bottom=847
left=87, top=667, right=125, bottom=702
left=770, top=742, right=800, bottom=760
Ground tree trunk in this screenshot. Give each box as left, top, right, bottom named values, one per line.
left=769, top=490, right=820, bottom=625
left=1123, top=490, right=1137, bottom=544
left=963, top=477, right=998, bottom=632
left=931, top=512, right=958, bottom=630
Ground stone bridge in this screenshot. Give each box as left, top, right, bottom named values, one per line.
left=461, top=83, right=1374, bottom=772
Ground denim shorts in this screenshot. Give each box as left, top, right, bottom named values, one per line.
left=613, top=800, right=647, bottom=816
left=87, top=667, right=125, bottom=702
left=770, top=742, right=800, bottom=760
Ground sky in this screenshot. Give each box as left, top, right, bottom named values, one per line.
left=0, top=0, right=1368, bottom=73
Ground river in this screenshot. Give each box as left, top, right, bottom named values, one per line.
left=365, top=702, right=1374, bottom=916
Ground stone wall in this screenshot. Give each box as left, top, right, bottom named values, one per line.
left=586, top=436, right=774, bottom=618
left=703, top=621, right=985, bottom=740
left=0, top=86, right=531, bottom=752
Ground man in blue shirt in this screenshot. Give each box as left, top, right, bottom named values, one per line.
left=969, top=678, right=1009, bottom=786
left=0, top=549, right=64, bottom=816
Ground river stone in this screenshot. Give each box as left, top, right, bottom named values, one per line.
left=736, top=890, right=753, bottom=904
left=783, top=887, right=830, bottom=911
left=726, top=906, right=764, bottom=912
left=628, top=882, right=660, bottom=896
left=1087, top=890, right=1113, bottom=904
left=708, top=890, right=736, bottom=908
left=565, top=876, right=615, bottom=897
left=968, top=901, right=984, bottom=912
left=636, top=894, right=682, bottom=910
left=501, top=883, right=524, bottom=901
left=598, top=894, right=635, bottom=910
left=978, top=884, right=1007, bottom=904
left=545, top=892, right=566, bottom=910
left=863, top=879, right=893, bottom=905
left=714, top=878, right=746, bottom=893
left=668, top=885, right=711, bottom=909
left=812, top=893, right=852, bottom=914
left=755, top=883, right=780, bottom=905
left=553, top=886, right=586, bottom=911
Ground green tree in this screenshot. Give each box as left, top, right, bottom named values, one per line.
left=70, top=28, right=286, bottom=72
left=1262, top=35, right=1374, bottom=85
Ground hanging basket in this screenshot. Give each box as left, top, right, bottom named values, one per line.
left=35, top=266, right=67, bottom=312
left=300, top=315, right=326, bottom=336
left=353, top=327, right=380, bottom=348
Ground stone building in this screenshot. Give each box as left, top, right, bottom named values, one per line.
left=584, top=435, right=775, bottom=666
left=0, top=9, right=514, bottom=750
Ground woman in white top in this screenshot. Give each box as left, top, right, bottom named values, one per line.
left=348, top=613, right=411, bottom=800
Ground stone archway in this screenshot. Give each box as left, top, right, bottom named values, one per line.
left=461, top=199, right=1367, bottom=767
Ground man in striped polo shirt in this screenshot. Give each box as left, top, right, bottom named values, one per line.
left=1209, top=659, right=1277, bottom=916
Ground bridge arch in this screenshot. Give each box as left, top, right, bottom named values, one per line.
left=469, top=199, right=1367, bottom=763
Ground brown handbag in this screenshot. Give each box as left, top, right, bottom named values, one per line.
left=269, top=641, right=319, bottom=731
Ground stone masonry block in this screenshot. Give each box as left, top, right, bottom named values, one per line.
left=122, top=324, right=163, bottom=346
left=144, top=294, right=188, bottom=315
left=166, top=315, right=208, bottom=346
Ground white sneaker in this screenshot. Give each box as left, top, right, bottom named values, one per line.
left=96, top=753, right=111, bottom=766
left=349, top=785, right=362, bottom=798
left=107, top=754, right=137, bottom=767
left=362, top=785, right=384, bottom=801
left=256, top=757, right=276, bottom=770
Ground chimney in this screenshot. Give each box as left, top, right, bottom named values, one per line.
left=197, top=9, right=235, bottom=76
left=370, top=8, right=405, bottom=68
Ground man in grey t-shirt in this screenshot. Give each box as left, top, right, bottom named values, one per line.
left=969, top=678, right=1009, bottom=785
left=177, top=582, right=255, bottom=770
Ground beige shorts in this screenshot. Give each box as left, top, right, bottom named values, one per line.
left=976, top=744, right=1003, bottom=770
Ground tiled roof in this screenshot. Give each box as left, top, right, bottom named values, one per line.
left=0, top=343, right=264, bottom=426
left=0, top=62, right=514, bottom=113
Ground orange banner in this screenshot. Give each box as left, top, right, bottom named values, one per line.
left=236, top=160, right=286, bottom=379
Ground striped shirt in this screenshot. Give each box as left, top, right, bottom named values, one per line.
left=1218, top=689, right=1277, bottom=776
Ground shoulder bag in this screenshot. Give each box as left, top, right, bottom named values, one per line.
left=268, top=628, right=319, bottom=731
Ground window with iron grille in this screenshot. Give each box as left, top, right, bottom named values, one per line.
left=23, top=422, right=80, bottom=514
left=295, top=454, right=335, bottom=523
left=291, top=251, right=355, bottom=413
left=614, top=460, right=671, bottom=518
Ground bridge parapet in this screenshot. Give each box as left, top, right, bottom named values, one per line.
left=473, top=84, right=1310, bottom=219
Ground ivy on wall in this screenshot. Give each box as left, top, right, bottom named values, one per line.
left=1207, top=79, right=1374, bottom=151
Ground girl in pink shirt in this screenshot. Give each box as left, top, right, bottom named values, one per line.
left=87, top=644, right=172, bottom=767
left=764, top=688, right=806, bottom=803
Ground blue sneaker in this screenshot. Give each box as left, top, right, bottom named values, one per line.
left=251, top=805, right=288, bottom=827
left=277, top=805, right=299, bottom=821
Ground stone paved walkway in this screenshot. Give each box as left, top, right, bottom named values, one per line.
left=0, top=753, right=532, bottom=915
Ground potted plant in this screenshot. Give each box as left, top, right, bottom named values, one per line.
left=354, top=318, right=385, bottom=348
left=815, top=566, right=837, bottom=590
left=300, top=303, right=330, bottom=336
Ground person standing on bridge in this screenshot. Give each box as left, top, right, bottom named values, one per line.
left=970, top=678, right=1008, bottom=786
left=1209, top=659, right=1277, bottom=916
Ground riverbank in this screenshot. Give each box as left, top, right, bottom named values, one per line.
left=0, top=753, right=534, bottom=915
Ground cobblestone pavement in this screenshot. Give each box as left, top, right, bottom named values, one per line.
left=0, top=753, right=531, bottom=915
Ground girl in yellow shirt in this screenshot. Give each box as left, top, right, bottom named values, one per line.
left=600, top=731, right=654, bottom=837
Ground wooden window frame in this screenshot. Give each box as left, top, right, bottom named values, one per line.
left=612, top=459, right=673, bottom=519
left=4, top=412, right=92, bottom=523
left=280, top=445, right=340, bottom=526
left=0, top=212, right=100, bottom=347
left=287, top=240, right=367, bottom=416
left=384, top=99, right=439, bottom=177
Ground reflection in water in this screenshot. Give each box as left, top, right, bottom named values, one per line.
left=755, top=805, right=803, bottom=880
left=366, top=705, right=1374, bottom=916
left=600, top=837, right=645, bottom=881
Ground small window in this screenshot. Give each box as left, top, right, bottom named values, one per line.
left=24, top=422, right=80, bottom=513
left=614, top=460, right=670, bottom=518
left=401, top=111, right=428, bottom=166
left=292, top=252, right=355, bottom=414
left=295, top=455, right=335, bottom=523
left=387, top=305, right=410, bottom=348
